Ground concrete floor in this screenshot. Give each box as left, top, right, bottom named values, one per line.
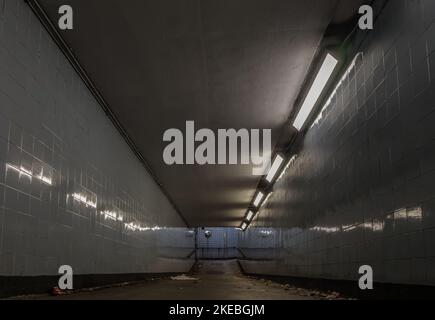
left=19, top=260, right=331, bottom=300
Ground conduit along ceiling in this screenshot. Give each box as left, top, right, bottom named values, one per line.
left=36, top=0, right=366, bottom=227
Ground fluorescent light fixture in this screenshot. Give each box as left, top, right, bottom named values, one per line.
left=253, top=191, right=264, bottom=207
left=265, top=154, right=284, bottom=183
left=241, top=222, right=248, bottom=231
left=246, top=211, right=254, bottom=221
left=312, top=53, right=361, bottom=128
left=293, top=53, right=338, bottom=131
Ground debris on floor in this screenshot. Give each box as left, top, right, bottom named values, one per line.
left=282, top=284, right=294, bottom=290
left=170, top=274, right=199, bottom=281
left=276, top=281, right=347, bottom=300
left=51, top=287, right=73, bottom=296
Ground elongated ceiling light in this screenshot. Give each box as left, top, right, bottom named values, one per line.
left=246, top=211, right=254, bottom=221
left=293, top=53, right=338, bottom=131
left=265, top=154, right=284, bottom=183
left=241, top=222, right=248, bottom=231
left=253, top=191, right=264, bottom=207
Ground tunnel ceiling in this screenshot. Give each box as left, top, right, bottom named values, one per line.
left=38, top=0, right=364, bottom=227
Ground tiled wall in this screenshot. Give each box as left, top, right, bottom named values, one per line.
left=197, top=228, right=239, bottom=249
left=0, top=0, right=194, bottom=276
left=196, top=228, right=240, bottom=259
left=239, top=0, right=435, bottom=286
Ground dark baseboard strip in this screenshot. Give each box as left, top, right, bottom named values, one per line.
left=0, top=272, right=185, bottom=299
left=237, top=263, right=435, bottom=300
left=196, top=258, right=241, bottom=260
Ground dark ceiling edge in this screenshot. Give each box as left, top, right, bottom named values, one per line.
left=24, top=0, right=190, bottom=228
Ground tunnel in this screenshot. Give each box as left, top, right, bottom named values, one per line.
left=0, top=0, right=435, bottom=306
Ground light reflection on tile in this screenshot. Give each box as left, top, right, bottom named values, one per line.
left=0, top=2, right=195, bottom=276
left=6, top=163, right=52, bottom=185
